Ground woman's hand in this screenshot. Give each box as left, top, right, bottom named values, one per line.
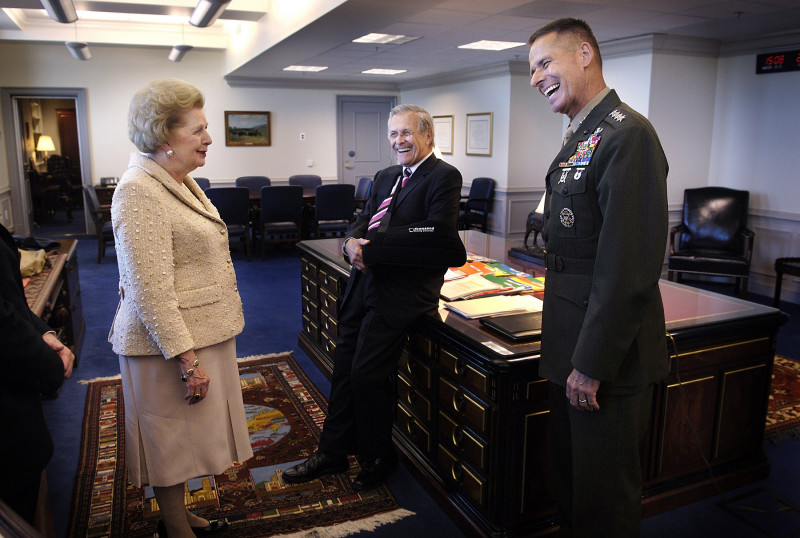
left=177, top=351, right=210, bottom=405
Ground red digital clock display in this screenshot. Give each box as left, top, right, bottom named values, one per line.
left=756, top=49, right=800, bottom=74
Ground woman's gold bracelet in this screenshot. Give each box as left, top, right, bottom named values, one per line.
left=180, top=358, right=200, bottom=382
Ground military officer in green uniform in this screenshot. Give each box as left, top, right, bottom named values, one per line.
left=527, top=18, right=669, bottom=537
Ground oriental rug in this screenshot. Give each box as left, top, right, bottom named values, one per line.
left=766, top=354, right=800, bottom=440
left=68, top=353, right=410, bottom=537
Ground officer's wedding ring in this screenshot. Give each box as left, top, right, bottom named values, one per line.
left=194, top=394, right=201, bottom=400
left=579, top=399, right=587, bottom=404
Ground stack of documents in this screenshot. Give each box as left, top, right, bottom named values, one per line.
left=443, top=294, right=543, bottom=319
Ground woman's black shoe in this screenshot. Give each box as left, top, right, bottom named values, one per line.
left=191, top=519, right=229, bottom=535
left=156, top=519, right=167, bottom=537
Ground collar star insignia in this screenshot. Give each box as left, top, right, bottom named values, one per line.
left=609, top=110, right=626, bottom=122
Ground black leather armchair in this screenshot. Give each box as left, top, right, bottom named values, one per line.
left=667, top=186, right=754, bottom=298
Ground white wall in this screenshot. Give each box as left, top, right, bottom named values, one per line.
left=0, top=41, right=396, bottom=192
left=710, top=54, right=800, bottom=216
left=402, top=76, right=512, bottom=190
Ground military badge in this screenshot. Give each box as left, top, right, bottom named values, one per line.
left=560, top=127, right=602, bottom=167
left=560, top=208, right=575, bottom=228
left=609, top=109, right=626, bottom=122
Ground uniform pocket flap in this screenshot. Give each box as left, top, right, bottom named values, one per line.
left=176, top=283, right=222, bottom=309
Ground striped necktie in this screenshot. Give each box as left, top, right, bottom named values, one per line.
left=368, top=167, right=411, bottom=231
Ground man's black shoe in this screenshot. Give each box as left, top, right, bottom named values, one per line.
left=352, top=455, right=398, bottom=491
left=282, top=452, right=348, bottom=484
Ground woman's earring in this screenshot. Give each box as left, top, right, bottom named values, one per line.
left=166, top=148, right=174, bottom=156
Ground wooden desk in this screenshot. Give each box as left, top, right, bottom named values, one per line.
left=297, top=232, right=782, bottom=537
left=94, top=185, right=115, bottom=206
left=24, top=238, right=84, bottom=362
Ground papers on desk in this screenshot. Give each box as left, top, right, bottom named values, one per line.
left=440, top=273, right=508, bottom=300
left=444, top=294, right=543, bottom=319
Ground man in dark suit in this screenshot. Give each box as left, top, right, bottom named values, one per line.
left=0, top=224, right=74, bottom=524
left=528, top=19, right=668, bottom=536
left=284, top=104, right=465, bottom=490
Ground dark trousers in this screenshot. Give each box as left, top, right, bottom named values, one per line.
left=547, top=382, right=654, bottom=538
left=0, top=467, right=42, bottom=525
left=319, top=271, right=409, bottom=462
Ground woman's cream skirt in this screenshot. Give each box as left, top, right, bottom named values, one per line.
left=118, top=338, right=253, bottom=487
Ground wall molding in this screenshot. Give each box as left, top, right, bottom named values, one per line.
left=496, top=187, right=800, bottom=303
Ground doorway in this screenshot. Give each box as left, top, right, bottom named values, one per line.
left=336, top=95, right=397, bottom=186
left=1, top=87, right=93, bottom=237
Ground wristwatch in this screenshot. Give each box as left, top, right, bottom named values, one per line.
left=342, top=237, right=353, bottom=257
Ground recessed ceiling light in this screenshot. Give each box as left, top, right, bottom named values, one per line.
left=458, top=40, right=525, bottom=51
left=362, top=68, right=407, bottom=75
left=283, top=65, right=329, bottom=72
left=353, top=33, right=418, bottom=45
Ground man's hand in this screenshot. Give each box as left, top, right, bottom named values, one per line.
left=566, top=368, right=600, bottom=411
left=345, top=237, right=371, bottom=272
left=42, top=332, right=75, bottom=379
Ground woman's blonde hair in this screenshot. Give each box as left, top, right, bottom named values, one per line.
left=128, top=79, right=204, bottom=153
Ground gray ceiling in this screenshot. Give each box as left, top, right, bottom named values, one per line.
left=3, top=0, right=800, bottom=87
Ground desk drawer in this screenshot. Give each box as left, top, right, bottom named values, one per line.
left=301, top=275, right=318, bottom=302
left=320, top=312, right=338, bottom=340
left=320, top=288, right=340, bottom=318
left=397, top=374, right=432, bottom=423
left=302, top=314, right=319, bottom=343
left=301, top=256, right=318, bottom=280
left=396, top=403, right=432, bottom=454
left=301, top=295, right=319, bottom=321
left=437, top=445, right=487, bottom=507
left=318, top=267, right=342, bottom=295
left=439, top=378, right=490, bottom=435
left=322, top=334, right=336, bottom=358
left=439, top=347, right=493, bottom=402
left=438, top=411, right=487, bottom=473
left=398, top=348, right=432, bottom=392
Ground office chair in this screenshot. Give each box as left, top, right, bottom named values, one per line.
left=354, top=176, right=372, bottom=215
left=314, top=184, right=355, bottom=238
left=256, top=185, right=303, bottom=259
left=82, top=185, right=114, bottom=263
left=667, top=186, right=754, bottom=298
left=193, top=177, right=211, bottom=190
left=458, top=177, right=495, bottom=232
left=205, top=187, right=252, bottom=261
left=289, top=175, right=322, bottom=190
left=234, top=176, right=271, bottom=197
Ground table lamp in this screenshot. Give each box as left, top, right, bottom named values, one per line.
left=36, top=135, right=56, bottom=161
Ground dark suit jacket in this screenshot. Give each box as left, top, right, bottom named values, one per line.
left=0, top=225, right=64, bottom=474
left=539, top=90, right=669, bottom=393
left=343, top=155, right=464, bottom=326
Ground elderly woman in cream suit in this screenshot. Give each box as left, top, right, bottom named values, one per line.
left=110, top=79, right=252, bottom=538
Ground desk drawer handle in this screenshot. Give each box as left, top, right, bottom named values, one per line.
left=408, top=389, right=417, bottom=405
left=452, top=426, right=465, bottom=447
left=407, top=419, right=418, bottom=436
left=455, top=358, right=467, bottom=377
left=453, top=392, right=466, bottom=413
left=451, top=461, right=465, bottom=483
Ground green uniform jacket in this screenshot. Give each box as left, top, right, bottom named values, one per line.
left=539, top=90, right=669, bottom=393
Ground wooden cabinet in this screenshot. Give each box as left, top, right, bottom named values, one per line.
left=297, top=236, right=782, bottom=537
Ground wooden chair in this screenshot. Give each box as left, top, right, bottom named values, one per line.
left=82, top=185, right=114, bottom=263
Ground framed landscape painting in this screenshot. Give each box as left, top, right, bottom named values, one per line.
left=225, top=111, right=271, bottom=146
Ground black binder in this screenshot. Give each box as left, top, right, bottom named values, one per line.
left=480, top=311, right=543, bottom=342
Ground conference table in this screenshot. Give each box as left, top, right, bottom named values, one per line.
left=297, top=231, right=785, bottom=536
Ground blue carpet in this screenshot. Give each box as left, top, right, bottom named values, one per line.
left=40, top=236, right=799, bottom=537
